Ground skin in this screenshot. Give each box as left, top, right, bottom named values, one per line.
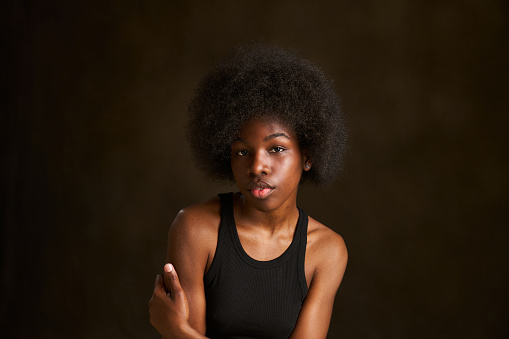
left=149, top=116, right=348, bottom=339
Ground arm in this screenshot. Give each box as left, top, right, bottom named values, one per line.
left=165, top=208, right=212, bottom=334
left=149, top=264, right=208, bottom=339
left=289, top=230, right=348, bottom=339
left=149, top=201, right=219, bottom=338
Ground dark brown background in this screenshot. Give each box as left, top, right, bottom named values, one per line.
left=3, top=0, right=508, bottom=338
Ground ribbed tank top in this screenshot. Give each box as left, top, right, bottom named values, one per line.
left=204, top=193, right=309, bottom=339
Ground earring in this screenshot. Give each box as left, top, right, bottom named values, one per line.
left=305, top=164, right=310, bottom=169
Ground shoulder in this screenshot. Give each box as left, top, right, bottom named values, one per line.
left=285, top=217, right=347, bottom=339
left=306, top=217, right=348, bottom=283
left=171, top=196, right=221, bottom=234
left=167, top=196, right=222, bottom=263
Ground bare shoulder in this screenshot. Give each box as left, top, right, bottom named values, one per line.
left=306, top=217, right=348, bottom=283
left=167, top=196, right=221, bottom=267
left=171, top=196, right=221, bottom=236
left=307, top=217, right=347, bottom=259
left=166, top=196, right=222, bottom=333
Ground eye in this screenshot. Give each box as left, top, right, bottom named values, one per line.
left=235, top=149, right=249, bottom=156
left=270, top=146, right=286, bottom=153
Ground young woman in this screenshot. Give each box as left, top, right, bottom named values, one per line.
left=149, top=44, right=348, bottom=339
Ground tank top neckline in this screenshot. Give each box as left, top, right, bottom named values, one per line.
left=227, top=193, right=304, bottom=269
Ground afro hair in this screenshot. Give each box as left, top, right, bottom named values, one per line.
left=186, top=44, right=346, bottom=186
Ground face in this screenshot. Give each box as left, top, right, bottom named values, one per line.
left=231, top=116, right=311, bottom=212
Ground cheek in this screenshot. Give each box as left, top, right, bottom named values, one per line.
left=231, top=159, right=247, bottom=180
left=279, top=157, right=303, bottom=179
left=230, top=162, right=240, bottom=178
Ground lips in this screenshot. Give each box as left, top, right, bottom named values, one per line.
left=246, top=181, right=275, bottom=199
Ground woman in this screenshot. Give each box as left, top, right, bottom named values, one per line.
left=149, top=44, right=348, bottom=339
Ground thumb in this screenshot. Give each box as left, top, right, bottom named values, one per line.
left=163, top=263, right=183, bottom=299
left=163, top=263, right=172, bottom=293
left=164, top=263, right=189, bottom=319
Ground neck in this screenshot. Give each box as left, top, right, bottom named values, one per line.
left=235, top=193, right=300, bottom=234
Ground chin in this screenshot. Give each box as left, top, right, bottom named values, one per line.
left=246, top=193, right=288, bottom=212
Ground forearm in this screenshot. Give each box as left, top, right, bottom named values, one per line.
left=161, top=323, right=208, bottom=339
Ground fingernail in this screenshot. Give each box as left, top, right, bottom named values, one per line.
left=168, top=264, right=174, bottom=272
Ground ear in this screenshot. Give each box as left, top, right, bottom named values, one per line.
left=302, top=150, right=312, bottom=172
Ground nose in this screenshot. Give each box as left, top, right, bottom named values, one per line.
left=249, top=150, right=270, bottom=176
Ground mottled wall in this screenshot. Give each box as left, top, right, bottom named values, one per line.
left=3, top=0, right=508, bottom=338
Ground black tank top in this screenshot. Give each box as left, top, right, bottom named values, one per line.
left=204, top=193, right=309, bottom=339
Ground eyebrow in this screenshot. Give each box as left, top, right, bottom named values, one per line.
left=264, top=132, right=291, bottom=142
left=233, top=132, right=291, bottom=144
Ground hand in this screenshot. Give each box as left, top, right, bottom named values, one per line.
left=149, top=264, right=190, bottom=338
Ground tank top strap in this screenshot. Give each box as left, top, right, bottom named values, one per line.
left=204, top=192, right=234, bottom=287
left=218, top=192, right=234, bottom=222
left=297, top=206, right=309, bottom=299
left=218, top=192, right=235, bottom=254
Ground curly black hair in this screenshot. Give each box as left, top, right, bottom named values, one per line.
left=186, top=44, right=346, bottom=186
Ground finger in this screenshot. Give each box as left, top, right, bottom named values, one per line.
left=164, top=263, right=184, bottom=301
left=153, top=274, right=166, bottom=295
left=163, top=263, right=172, bottom=293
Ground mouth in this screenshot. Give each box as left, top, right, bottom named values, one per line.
left=246, top=181, right=275, bottom=199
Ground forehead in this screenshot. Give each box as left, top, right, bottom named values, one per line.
left=237, top=116, right=296, bottom=139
